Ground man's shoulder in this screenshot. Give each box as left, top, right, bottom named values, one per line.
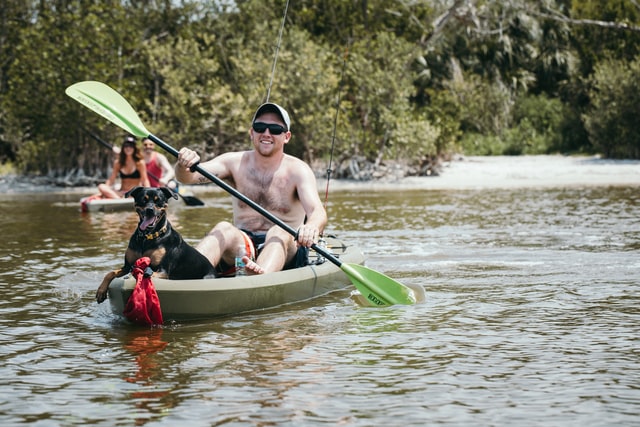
left=283, top=154, right=313, bottom=174
left=283, top=153, right=310, bottom=166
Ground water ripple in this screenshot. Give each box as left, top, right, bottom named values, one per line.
left=0, top=187, right=638, bottom=426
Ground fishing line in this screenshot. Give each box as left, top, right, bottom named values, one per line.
left=323, top=46, right=349, bottom=209
left=265, top=0, right=291, bottom=102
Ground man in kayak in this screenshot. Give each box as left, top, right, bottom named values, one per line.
left=175, top=102, right=326, bottom=276
left=142, top=138, right=176, bottom=188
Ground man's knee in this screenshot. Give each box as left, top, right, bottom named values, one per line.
left=207, top=220, right=235, bottom=235
left=265, top=226, right=292, bottom=242
left=264, top=227, right=297, bottom=258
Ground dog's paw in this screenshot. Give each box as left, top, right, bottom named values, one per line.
left=95, top=287, right=108, bottom=304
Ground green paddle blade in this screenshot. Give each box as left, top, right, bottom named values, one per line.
left=342, top=263, right=416, bottom=306
left=65, top=81, right=149, bottom=138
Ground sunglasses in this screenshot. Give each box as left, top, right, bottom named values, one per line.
left=252, top=122, right=287, bottom=135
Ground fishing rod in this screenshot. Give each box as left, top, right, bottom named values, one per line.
left=323, top=46, right=349, bottom=210
left=261, top=2, right=350, bottom=213
left=261, top=3, right=345, bottom=252
left=265, top=0, right=290, bottom=102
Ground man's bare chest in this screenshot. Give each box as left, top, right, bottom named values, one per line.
left=237, top=172, right=296, bottom=214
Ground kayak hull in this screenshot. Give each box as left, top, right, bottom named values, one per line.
left=107, top=237, right=365, bottom=320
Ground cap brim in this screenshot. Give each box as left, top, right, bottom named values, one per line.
left=252, top=102, right=291, bottom=130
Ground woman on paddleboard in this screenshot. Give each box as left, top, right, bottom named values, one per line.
left=97, top=136, right=150, bottom=198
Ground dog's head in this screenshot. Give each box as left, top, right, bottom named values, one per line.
left=125, top=187, right=178, bottom=232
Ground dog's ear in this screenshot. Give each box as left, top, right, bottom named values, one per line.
left=160, top=187, right=179, bottom=200
left=125, top=186, right=143, bottom=199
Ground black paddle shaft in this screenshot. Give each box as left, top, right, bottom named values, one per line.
left=148, top=134, right=344, bottom=268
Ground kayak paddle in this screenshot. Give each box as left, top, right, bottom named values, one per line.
left=82, top=128, right=204, bottom=206
left=65, top=80, right=417, bottom=306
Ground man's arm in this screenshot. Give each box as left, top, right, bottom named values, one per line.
left=295, top=161, right=327, bottom=247
left=175, top=148, right=232, bottom=184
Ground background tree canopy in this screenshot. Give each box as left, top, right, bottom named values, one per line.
left=1, top=0, right=639, bottom=181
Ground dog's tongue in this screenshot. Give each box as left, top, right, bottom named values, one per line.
left=139, top=216, right=156, bottom=231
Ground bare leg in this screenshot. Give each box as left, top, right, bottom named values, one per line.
left=244, top=227, right=297, bottom=275
left=98, top=183, right=121, bottom=199
left=196, top=221, right=246, bottom=268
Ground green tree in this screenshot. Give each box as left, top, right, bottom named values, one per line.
left=4, top=0, right=640, bottom=179
left=343, top=32, right=435, bottom=164
left=0, top=0, right=34, bottom=163
left=139, top=34, right=247, bottom=156
left=570, top=0, right=640, bottom=74
left=2, top=0, right=153, bottom=175
left=583, top=57, right=640, bottom=159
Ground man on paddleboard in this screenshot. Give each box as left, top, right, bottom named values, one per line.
left=142, top=138, right=176, bottom=188
left=175, top=102, right=326, bottom=276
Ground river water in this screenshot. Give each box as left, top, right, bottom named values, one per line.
left=0, top=182, right=638, bottom=426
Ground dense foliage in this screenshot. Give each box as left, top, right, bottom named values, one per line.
left=1, top=0, right=639, bottom=180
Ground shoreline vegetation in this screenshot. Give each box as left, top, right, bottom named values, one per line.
left=1, top=155, right=638, bottom=195
left=3, top=2, right=640, bottom=182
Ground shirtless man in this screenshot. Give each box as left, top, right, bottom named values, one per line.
left=175, top=102, right=327, bottom=275
left=142, top=138, right=175, bottom=188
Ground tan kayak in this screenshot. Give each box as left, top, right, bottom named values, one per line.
left=107, top=236, right=366, bottom=320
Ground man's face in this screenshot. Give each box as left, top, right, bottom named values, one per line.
left=250, top=112, right=291, bottom=156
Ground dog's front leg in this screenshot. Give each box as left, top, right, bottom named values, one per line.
left=96, top=249, right=138, bottom=303
left=96, top=269, right=127, bottom=303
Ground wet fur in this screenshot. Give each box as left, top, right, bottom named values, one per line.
left=95, top=186, right=215, bottom=303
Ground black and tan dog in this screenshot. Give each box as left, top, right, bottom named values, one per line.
left=95, top=186, right=216, bottom=303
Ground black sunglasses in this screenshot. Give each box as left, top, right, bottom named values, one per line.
left=252, top=122, right=287, bottom=135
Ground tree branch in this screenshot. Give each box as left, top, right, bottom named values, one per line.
left=421, top=0, right=471, bottom=46
left=535, top=11, right=640, bottom=34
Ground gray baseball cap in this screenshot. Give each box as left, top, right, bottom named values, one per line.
left=252, top=102, right=291, bottom=131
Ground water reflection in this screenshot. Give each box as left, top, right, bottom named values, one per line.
left=0, top=186, right=638, bottom=426
left=123, top=328, right=168, bottom=386
left=122, top=328, right=171, bottom=426
left=79, top=210, right=139, bottom=241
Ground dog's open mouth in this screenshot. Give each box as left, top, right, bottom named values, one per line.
left=139, top=214, right=159, bottom=231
